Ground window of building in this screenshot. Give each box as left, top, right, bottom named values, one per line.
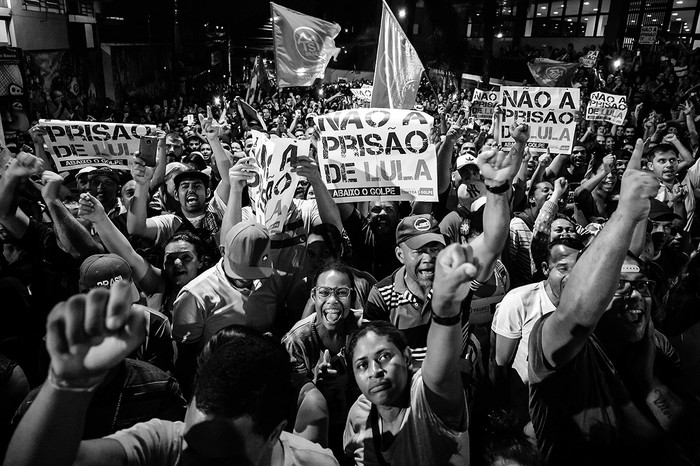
left=23, top=0, right=65, bottom=14
left=523, top=0, right=607, bottom=36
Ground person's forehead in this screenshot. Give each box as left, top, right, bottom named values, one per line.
left=535, top=181, right=553, bottom=190
left=652, top=219, right=672, bottom=227
left=573, top=145, right=586, bottom=151
left=92, top=175, right=116, bottom=183
left=165, top=240, right=197, bottom=254
left=552, top=218, right=574, bottom=228
left=353, top=332, right=397, bottom=361
left=550, top=244, right=580, bottom=261
left=653, top=150, right=677, bottom=160
left=317, top=269, right=351, bottom=285
left=179, top=179, right=205, bottom=188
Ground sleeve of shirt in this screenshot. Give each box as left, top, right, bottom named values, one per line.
left=439, top=212, right=460, bottom=245
left=105, top=419, right=184, bottom=466
left=146, top=214, right=178, bottom=246
left=362, top=286, right=390, bottom=322
left=527, top=313, right=556, bottom=384
left=491, top=294, right=525, bottom=339
left=281, top=332, right=313, bottom=377
left=208, top=191, right=226, bottom=222
left=171, top=289, right=204, bottom=344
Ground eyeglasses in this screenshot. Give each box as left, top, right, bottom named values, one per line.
left=314, top=286, right=351, bottom=299
left=614, top=279, right=655, bottom=296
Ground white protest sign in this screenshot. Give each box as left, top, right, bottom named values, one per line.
left=39, top=119, right=156, bottom=172
left=351, top=85, right=373, bottom=101
left=498, top=86, right=580, bottom=154
left=639, top=26, right=658, bottom=45
left=471, top=88, right=500, bottom=120
left=578, top=50, right=599, bottom=68
left=316, top=108, right=438, bottom=203
left=252, top=137, right=306, bottom=236
left=585, top=92, right=627, bottom=126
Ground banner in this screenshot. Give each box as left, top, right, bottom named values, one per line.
left=351, top=84, right=373, bottom=101
left=251, top=136, right=305, bottom=236
left=271, top=2, right=341, bottom=88
left=639, top=26, right=658, bottom=45
left=578, top=50, right=599, bottom=68
left=370, top=0, right=425, bottom=109
left=498, top=86, right=580, bottom=154
left=585, top=92, right=627, bottom=126
left=470, top=88, right=499, bottom=120
left=527, top=58, right=579, bottom=87
left=316, top=108, right=438, bottom=203
left=39, top=119, right=156, bottom=172
left=246, top=55, right=271, bottom=104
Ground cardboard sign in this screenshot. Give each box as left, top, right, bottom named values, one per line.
left=498, top=86, right=580, bottom=154
left=585, top=92, right=627, bottom=126
left=470, top=89, right=499, bottom=120
left=251, top=136, right=305, bottom=235
left=639, top=26, right=658, bottom=45
left=579, top=50, right=599, bottom=68
left=39, top=119, right=155, bottom=172
left=316, top=108, right=438, bottom=203
left=351, top=85, right=373, bottom=102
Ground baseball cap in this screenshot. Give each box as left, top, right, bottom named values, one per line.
left=223, top=221, right=273, bottom=280
left=395, top=214, right=446, bottom=250
left=78, top=253, right=140, bottom=303
left=648, top=199, right=682, bottom=222
left=76, top=166, right=96, bottom=178
left=174, top=170, right=209, bottom=189
left=456, top=154, right=478, bottom=170
left=88, top=167, right=120, bottom=182
left=165, top=162, right=188, bottom=180
left=306, top=112, right=318, bottom=120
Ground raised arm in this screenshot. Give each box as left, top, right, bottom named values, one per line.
left=544, top=152, right=569, bottom=180
left=4, top=282, right=145, bottom=466
left=220, top=157, right=254, bottom=245
left=574, top=154, right=614, bottom=195
left=149, top=131, right=167, bottom=192
left=0, top=152, right=43, bottom=238
left=540, top=139, right=658, bottom=368
left=292, top=155, right=343, bottom=233
left=126, top=157, right=158, bottom=241
left=199, top=106, right=232, bottom=201
left=41, top=171, right=102, bottom=259
left=662, top=133, right=694, bottom=171
left=78, top=192, right=163, bottom=295
left=423, top=244, right=478, bottom=428
left=437, top=116, right=464, bottom=194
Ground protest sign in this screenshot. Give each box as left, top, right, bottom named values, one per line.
left=578, top=50, right=599, bottom=68
left=639, top=26, right=658, bottom=45
left=251, top=136, right=306, bottom=235
left=351, top=85, right=373, bottom=101
left=585, top=92, right=627, bottom=126
left=316, top=108, right=438, bottom=203
left=498, top=86, right=580, bottom=154
left=470, top=88, right=499, bottom=120
left=39, top=119, right=156, bottom=172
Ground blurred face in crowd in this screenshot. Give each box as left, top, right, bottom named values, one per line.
left=483, top=137, right=497, bottom=150
left=529, top=181, right=554, bottom=211
left=351, top=331, right=411, bottom=408
left=244, top=137, right=255, bottom=156
left=543, top=244, right=580, bottom=303
left=650, top=219, right=673, bottom=253
left=368, top=202, right=399, bottom=236
left=460, top=142, right=477, bottom=158
left=200, top=143, right=213, bottom=160
left=605, top=136, right=615, bottom=151
left=76, top=174, right=91, bottom=193
left=625, top=127, right=636, bottom=139
left=166, top=135, right=184, bottom=162
left=188, top=139, right=201, bottom=152
left=596, top=126, right=606, bottom=136
left=550, top=218, right=577, bottom=242
left=163, top=240, right=200, bottom=288
left=598, top=172, right=618, bottom=194
left=89, top=175, right=119, bottom=207
left=601, top=257, right=653, bottom=343
left=396, top=241, right=443, bottom=290
left=313, top=269, right=354, bottom=333
left=177, top=179, right=208, bottom=214
left=571, top=145, right=588, bottom=168
left=120, top=180, right=136, bottom=209
left=596, top=134, right=606, bottom=145
left=648, top=150, right=679, bottom=183
left=304, top=234, right=336, bottom=276
left=615, top=158, right=630, bottom=177
left=616, top=126, right=624, bottom=138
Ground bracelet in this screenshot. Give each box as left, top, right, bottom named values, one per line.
left=430, top=311, right=462, bottom=326
left=485, top=181, right=511, bottom=194
left=47, top=367, right=105, bottom=392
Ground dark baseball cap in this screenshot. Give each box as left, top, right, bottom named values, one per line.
left=648, top=199, right=682, bottom=222
left=396, top=214, right=445, bottom=249
left=174, top=170, right=209, bottom=188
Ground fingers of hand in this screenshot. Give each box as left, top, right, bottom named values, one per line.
left=628, top=138, right=645, bottom=170
left=105, top=280, right=133, bottom=331
left=84, top=288, right=109, bottom=340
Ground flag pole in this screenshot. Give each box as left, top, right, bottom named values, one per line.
left=270, top=2, right=282, bottom=103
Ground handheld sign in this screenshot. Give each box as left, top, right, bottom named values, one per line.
left=585, top=92, right=627, bottom=126
left=471, top=89, right=499, bottom=121
left=316, top=108, right=438, bottom=203
left=39, top=119, right=155, bottom=172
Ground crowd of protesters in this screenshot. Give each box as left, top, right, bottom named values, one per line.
left=2, top=42, right=700, bottom=466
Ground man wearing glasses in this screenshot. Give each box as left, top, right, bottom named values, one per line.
left=528, top=140, right=700, bottom=465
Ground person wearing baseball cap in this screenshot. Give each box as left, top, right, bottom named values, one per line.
left=75, top=166, right=96, bottom=193
left=647, top=199, right=688, bottom=279
left=171, top=221, right=288, bottom=393
left=88, top=168, right=124, bottom=220
left=363, top=214, right=446, bottom=364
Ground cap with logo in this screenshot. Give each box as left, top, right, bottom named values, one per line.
left=223, top=221, right=274, bottom=280
left=648, top=198, right=682, bottom=222
left=165, top=162, right=188, bottom=180
left=455, top=154, right=478, bottom=170
left=395, top=214, right=446, bottom=250
left=78, top=253, right=140, bottom=303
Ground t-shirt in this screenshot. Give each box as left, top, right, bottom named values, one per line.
left=172, top=260, right=289, bottom=348
left=491, top=281, right=555, bottom=383
left=343, top=370, right=470, bottom=465
left=508, top=216, right=534, bottom=287
left=242, top=198, right=320, bottom=274
left=147, top=192, right=226, bottom=246
left=106, top=419, right=338, bottom=465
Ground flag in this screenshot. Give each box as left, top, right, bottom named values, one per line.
left=238, top=99, right=267, bottom=132
left=270, top=2, right=341, bottom=88
left=247, top=56, right=272, bottom=104
left=527, top=58, right=579, bottom=87
left=371, top=0, right=425, bottom=109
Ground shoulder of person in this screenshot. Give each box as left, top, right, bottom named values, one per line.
left=280, top=431, right=339, bottom=465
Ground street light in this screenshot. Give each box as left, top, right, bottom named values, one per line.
left=496, top=32, right=504, bottom=38
left=398, top=8, right=407, bottom=19
left=613, top=59, right=622, bottom=68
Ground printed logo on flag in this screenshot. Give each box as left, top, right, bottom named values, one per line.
left=294, top=27, right=323, bottom=62
left=546, top=67, right=567, bottom=81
